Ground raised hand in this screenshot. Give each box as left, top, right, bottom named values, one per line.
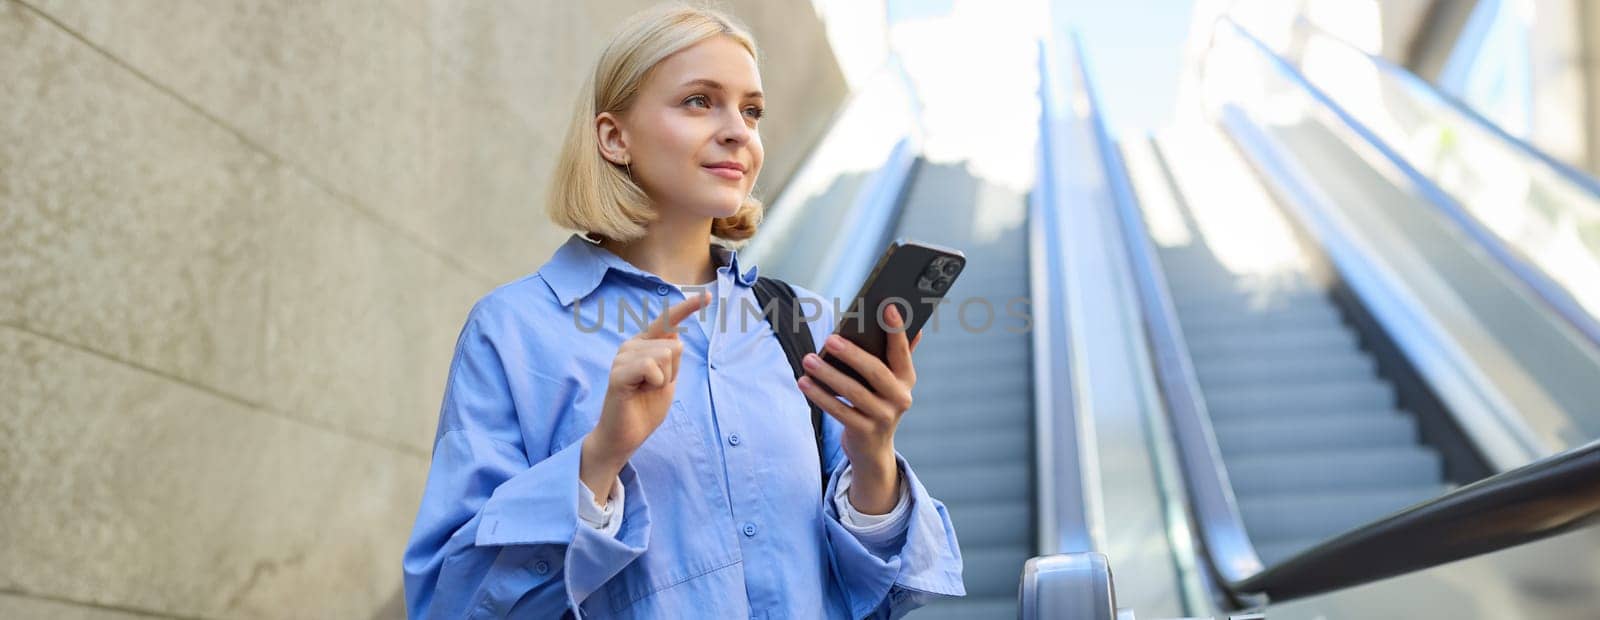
left=581, top=290, right=711, bottom=502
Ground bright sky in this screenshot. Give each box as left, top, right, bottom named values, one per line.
left=1051, top=0, right=1198, bottom=135
left=816, top=0, right=1198, bottom=137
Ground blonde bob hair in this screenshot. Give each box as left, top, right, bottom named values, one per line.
left=547, top=4, right=764, bottom=246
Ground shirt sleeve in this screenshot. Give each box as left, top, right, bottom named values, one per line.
left=790, top=283, right=967, bottom=618
left=833, top=464, right=912, bottom=551
left=821, top=451, right=967, bottom=619
left=401, top=305, right=651, bottom=619
left=578, top=476, right=625, bottom=537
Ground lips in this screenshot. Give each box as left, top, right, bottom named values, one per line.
left=702, top=161, right=746, bottom=180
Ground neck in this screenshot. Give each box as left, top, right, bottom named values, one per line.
left=597, top=213, right=719, bottom=286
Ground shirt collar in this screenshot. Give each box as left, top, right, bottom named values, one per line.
left=540, top=233, right=760, bottom=307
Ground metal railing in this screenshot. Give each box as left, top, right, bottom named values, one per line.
left=1031, top=35, right=1102, bottom=557
left=1068, top=22, right=1266, bottom=606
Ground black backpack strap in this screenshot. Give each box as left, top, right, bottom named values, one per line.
left=752, top=276, right=829, bottom=496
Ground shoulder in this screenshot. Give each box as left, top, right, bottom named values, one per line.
left=454, top=272, right=570, bottom=350
left=468, top=272, right=560, bottom=321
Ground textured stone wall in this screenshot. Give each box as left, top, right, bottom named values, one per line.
left=0, top=1, right=846, bottom=617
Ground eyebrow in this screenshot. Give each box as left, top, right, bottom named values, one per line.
left=679, top=78, right=764, bottom=99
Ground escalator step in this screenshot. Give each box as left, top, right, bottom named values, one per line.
left=1186, top=325, right=1357, bottom=357
left=959, top=545, right=1034, bottom=598
left=1240, top=486, right=1443, bottom=542
left=1179, top=302, right=1342, bottom=331
left=1184, top=333, right=1356, bottom=362
left=942, top=500, right=1032, bottom=547
left=1189, top=347, right=1375, bottom=373
left=898, top=427, right=1030, bottom=468
left=1195, top=352, right=1374, bottom=387
left=1201, top=370, right=1382, bottom=398
left=1213, top=412, right=1418, bottom=453
left=915, top=348, right=1036, bottom=377
left=1203, top=406, right=1407, bottom=425
left=1166, top=280, right=1323, bottom=300
left=1203, top=380, right=1394, bottom=416
left=913, top=597, right=1018, bottom=620
left=1176, top=292, right=1331, bottom=316
left=897, top=395, right=1031, bottom=432
left=1172, top=289, right=1326, bottom=311
left=1225, top=447, right=1442, bottom=495
left=1181, top=318, right=1350, bottom=345
left=913, top=463, right=1031, bottom=504
left=912, top=371, right=1031, bottom=402
left=920, top=330, right=1032, bottom=351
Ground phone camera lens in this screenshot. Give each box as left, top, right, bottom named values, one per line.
left=942, top=261, right=962, bottom=276
left=923, top=264, right=942, bottom=279
left=933, top=277, right=951, bottom=292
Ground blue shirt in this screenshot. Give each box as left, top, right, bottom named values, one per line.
left=402, top=233, right=965, bottom=618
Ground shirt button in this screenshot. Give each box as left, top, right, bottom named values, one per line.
left=533, top=560, right=550, bottom=575
left=742, top=523, right=758, bottom=537
left=656, top=284, right=670, bottom=296
left=728, top=433, right=741, bottom=446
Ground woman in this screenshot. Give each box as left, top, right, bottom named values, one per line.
left=402, top=5, right=964, bottom=618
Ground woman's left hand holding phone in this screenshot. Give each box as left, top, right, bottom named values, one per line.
left=581, top=291, right=712, bottom=506
left=796, top=304, right=924, bottom=514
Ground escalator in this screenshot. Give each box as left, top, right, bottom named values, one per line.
left=1025, top=14, right=1600, bottom=620
left=751, top=11, right=1600, bottom=618
left=1128, top=131, right=1450, bottom=566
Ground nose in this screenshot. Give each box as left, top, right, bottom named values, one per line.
left=715, top=108, right=752, bottom=147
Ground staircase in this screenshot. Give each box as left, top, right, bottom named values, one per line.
left=1156, top=243, right=1446, bottom=565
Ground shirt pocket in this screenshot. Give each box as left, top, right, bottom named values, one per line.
left=598, top=399, right=740, bottom=615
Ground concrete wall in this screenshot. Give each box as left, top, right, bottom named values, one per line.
left=0, top=1, right=846, bottom=617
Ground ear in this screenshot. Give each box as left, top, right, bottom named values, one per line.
left=595, top=112, right=630, bottom=166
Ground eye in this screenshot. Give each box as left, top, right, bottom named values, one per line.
left=684, top=94, right=711, bottom=109
left=742, top=105, right=764, bottom=121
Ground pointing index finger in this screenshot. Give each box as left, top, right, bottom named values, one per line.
left=644, top=290, right=711, bottom=339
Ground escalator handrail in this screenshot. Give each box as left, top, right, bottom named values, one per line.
left=1234, top=438, right=1600, bottom=601
left=1067, top=33, right=1267, bottom=594
left=815, top=137, right=919, bottom=306
left=1294, top=17, right=1600, bottom=204
left=812, top=59, right=924, bottom=306
left=1019, top=553, right=1119, bottom=620
left=1032, top=37, right=1099, bottom=555
left=1221, top=16, right=1600, bottom=354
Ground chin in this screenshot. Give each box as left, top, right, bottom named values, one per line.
left=705, top=193, right=747, bottom=217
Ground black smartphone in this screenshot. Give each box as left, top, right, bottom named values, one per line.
left=820, top=239, right=966, bottom=393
